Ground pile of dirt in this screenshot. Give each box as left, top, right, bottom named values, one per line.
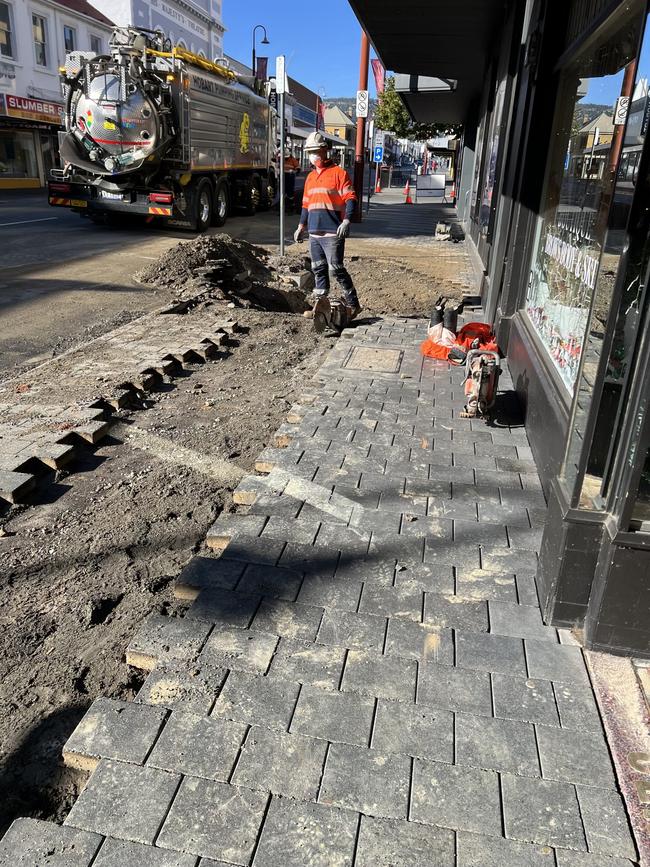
left=135, top=234, right=310, bottom=314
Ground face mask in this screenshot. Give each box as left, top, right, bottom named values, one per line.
left=309, top=153, right=322, bottom=166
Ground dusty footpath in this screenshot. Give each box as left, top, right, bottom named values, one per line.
left=0, top=230, right=474, bottom=834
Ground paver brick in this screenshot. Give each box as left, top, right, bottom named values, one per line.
left=269, top=638, right=346, bottom=689
left=411, top=758, right=501, bottom=835
left=198, top=628, right=277, bottom=674
left=516, top=572, right=541, bottom=606
left=290, top=684, right=375, bottom=746
left=64, top=760, right=181, bottom=845
left=319, top=742, right=410, bottom=819
left=525, top=639, right=589, bottom=684
left=260, top=515, right=320, bottom=545
left=501, top=774, right=586, bottom=850
left=424, top=594, right=488, bottom=633
left=455, top=568, right=518, bottom=602
left=492, top=673, right=559, bottom=726
left=481, top=545, right=539, bottom=573
left=455, top=631, right=527, bottom=676
left=355, top=815, right=455, bottom=867
left=536, top=726, right=616, bottom=789
left=135, top=662, right=226, bottom=715
left=147, top=710, right=246, bottom=781
left=235, top=563, right=303, bottom=601
left=252, top=598, right=324, bottom=641
left=553, top=681, right=604, bottom=732
left=215, top=536, right=285, bottom=566
left=335, top=555, right=396, bottom=585
left=126, top=613, right=212, bottom=671
left=424, top=539, right=481, bottom=570
left=393, top=561, right=455, bottom=594
left=296, top=574, right=363, bottom=610
left=455, top=712, right=540, bottom=776
left=576, top=786, right=637, bottom=859
left=456, top=830, right=554, bottom=866
left=385, top=619, right=453, bottom=664
left=157, top=776, right=267, bottom=863
left=232, top=725, right=327, bottom=800
left=93, top=838, right=197, bottom=865
left=186, top=589, right=261, bottom=629
left=317, top=608, right=386, bottom=651
left=211, top=670, right=300, bottom=730
left=489, top=601, right=557, bottom=641
left=279, top=541, right=338, bottom=575
left=253, top=796, right=358, bottom=867
left=358, top=581, right=424, bottom=621
left=63, top=697, right=167, bottom=771
left=174, top=556, right=245, bottom=600
left=554, top=851, right=636, bottom=866
left=341, top=650, right=417, bottom=702
left=0, top=818, right=102, bottom=866
left=417, top=662, right=492, bottom=715
left=372, top=699, right=453, bottom=762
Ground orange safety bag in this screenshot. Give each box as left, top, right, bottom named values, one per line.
left=420, top=321, right=499, bottom=360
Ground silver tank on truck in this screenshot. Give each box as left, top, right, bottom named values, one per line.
left=59, top=27, right=271, bottom=179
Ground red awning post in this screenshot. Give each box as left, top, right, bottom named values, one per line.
left=352, top=30, right=370, bottom=223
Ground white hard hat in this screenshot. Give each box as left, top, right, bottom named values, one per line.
left=304, top=131, right=328, bottom=152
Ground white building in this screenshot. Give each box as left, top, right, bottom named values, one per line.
left=0, top=0, right=113, bottom=188
left=90, top=0, right=224, bottom=61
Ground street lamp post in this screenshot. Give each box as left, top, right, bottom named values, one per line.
left=251, top=24, right=269, bottom=78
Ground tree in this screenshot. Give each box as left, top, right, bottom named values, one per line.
left=373, top=76, right=462, bottom=140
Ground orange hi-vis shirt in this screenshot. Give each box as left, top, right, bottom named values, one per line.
left=300, top=162, right=357, bottom=233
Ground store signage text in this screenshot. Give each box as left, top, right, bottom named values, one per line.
left=4, top=94, right=63, bottom=124
left=149, top=0, right=208, bottom=39
left=545, top=231, right=599, bottom=291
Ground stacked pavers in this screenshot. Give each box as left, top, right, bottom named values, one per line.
left=0, top=318, right=639, bottom=866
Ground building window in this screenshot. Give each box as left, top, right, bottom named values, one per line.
left=63, top=24, right=76, bottom=52
left=90, top=34, right=102, bottom=54
left=0, top=130, right=39, bottom=178
left=33, top=14, right=47, bottom=66
left=0, top=1, right=14, bottom=59
left=525, top=10, right=643, bottom=394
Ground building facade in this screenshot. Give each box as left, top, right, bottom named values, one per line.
left=0, top=0, right=112, bottom=188
left=90, top=0, right=224, bottom=60
left=324, top=104, right=355, bottom=168
left=350, top=0, right=650, bottom=658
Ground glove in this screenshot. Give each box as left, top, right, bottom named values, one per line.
left=336, top=219, right=350, bottom=239
left=294, top=225, right=306, bottom=243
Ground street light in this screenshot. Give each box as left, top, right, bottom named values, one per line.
left=251, top=24, right=269, bottom=79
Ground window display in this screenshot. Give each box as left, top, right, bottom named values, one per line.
left=0, top=130, right=38, bottom=178
left=525, top=8, right=644, bottom=393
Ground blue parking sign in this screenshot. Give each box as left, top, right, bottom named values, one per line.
left=373, top=145, right=384, bottom=163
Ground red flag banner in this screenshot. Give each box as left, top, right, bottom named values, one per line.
left=319, top=99, right=326, bottom=129
left=256, top=56, right=268, bottom=80
left=371, top=59, right=385, bottom=94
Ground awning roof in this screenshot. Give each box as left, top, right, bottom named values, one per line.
left=347, top=0, right=504, bottom=124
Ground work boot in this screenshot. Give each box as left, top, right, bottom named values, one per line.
left=340, top=296, right=362, bottom=319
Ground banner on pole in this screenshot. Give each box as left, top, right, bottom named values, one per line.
left=371, top=59, right=385, bottom=94
left=256, top=57, right=268, bottom=81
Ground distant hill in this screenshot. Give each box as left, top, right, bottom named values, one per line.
left=326, top=96, right=378, bottom=118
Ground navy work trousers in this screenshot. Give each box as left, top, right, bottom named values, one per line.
left=309, top=234, right=358, bottom=306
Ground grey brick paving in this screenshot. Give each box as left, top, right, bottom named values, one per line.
left=411, top=758, right=502, bottom=834
left=3, top=318, right=639, bottom=867
left=65, top=760, right=181, bottom=845
left=290, top=683, right=375, bottom=745
left=157, top=776, right=267, bottom=863
left=0, top=818, right=102, bottom=865
left=232, top=726, right=328, bottom=799
left=93, top=839, right=196, bottom=866
left=456, top=830, right=554, bottom=866
left=319, top=742, right=410, bottom=818
left=501, top=774, right=586, bottom=849
left=211, top=670, right=300, bottom=729
left=253, top=797, right=358, bottom=867
left=355, top=815, right=455, bottom=866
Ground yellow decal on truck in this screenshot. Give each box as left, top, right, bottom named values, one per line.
left=70, top=199, right=87, bottom=207
left=239, top=113, right=250, bottom=154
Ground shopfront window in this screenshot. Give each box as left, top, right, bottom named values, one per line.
left=0, top=130, right=38, bottom=178
left=525, top=6, right=644, bottom=394
left=480, top=78, right=506, bottom=236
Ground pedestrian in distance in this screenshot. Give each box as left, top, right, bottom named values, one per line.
left=293, top=131, right=362, bottom=321
left=284, top=148, right=300, bottom=213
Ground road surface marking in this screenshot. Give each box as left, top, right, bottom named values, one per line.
left=0, top=217, right=58, bottom=228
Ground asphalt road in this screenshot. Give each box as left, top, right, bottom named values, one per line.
left=0, top=190, right=284, bottom=376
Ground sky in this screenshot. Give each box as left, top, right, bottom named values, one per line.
left=223, top=0, right=380, bottom=98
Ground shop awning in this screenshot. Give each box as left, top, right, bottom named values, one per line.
left=347, top=0, right=504, bottom=123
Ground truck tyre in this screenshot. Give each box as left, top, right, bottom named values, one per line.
left=192, top=179, right=213, bottom=232
left=213, top=181, right=229, bottom=227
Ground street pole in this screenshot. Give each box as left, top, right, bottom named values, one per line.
left=352, top=30, right=369, bottom=222
left=279, top=88, right=285, bottom=255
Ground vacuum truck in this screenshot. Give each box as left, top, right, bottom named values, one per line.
left=47, top=27, right=277, bottom=230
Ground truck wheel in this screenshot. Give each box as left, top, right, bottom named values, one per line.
left=213, top=181, right=229, bottom=227
left=193, top=180, right=213, bottom=232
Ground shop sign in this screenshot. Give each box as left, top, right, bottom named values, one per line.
left=544, top=231, right=599, bottom=291
left=3, top=94, right=63, bottom=124
left=293, top=104, right=316, bottom=126
left=149, top=0, right=208, bottom=39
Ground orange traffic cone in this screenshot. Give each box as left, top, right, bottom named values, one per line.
left=404, top=179, right=413, bottom=204
left=375, top=174, right=382, bottom=193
